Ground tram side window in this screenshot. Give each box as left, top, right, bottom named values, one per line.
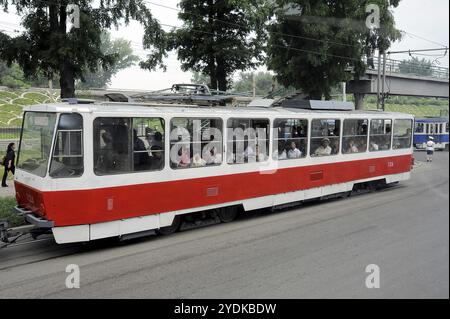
left=170, top=118, right=223, bottom=169
left=342, top=119, right=368, bottom=154
left=50, top=113, right=84, bottom=177
left=369, top=119, right=392, bottom=152
left=393, top=119, right=413, bottom=150
left=310, top=119, right=340, bottom=157
left=133, top=118, right=165, bottom=171
left=94, top=117, right=132, bottom=175
left=227, top=118, right=270, bottom=164
left=273, top=119, right=308, bottom=160
left=415, top=123, right=424, bottom=133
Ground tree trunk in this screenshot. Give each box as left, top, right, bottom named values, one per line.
left=208, top=56, right=218, bottom=90
left=207, top=0, right=217, bottom=91
left=60, top=61, right=75, bottom=98
left=58, top=4, right=75, bottom=98
left=216, top=63, right=228, bottom=92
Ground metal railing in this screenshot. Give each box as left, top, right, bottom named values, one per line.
left=366, top=56, right=449, bottom=80
left=0, top=127, right=21, bottom=140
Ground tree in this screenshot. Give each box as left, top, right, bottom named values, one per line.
left=398, top=57, right=433, bottom=76
left=267, top=0, right=402, bottom=100
left=0, top=61, right=29, bottom=88
left=0, top=1, right=167, bottom=98
left=77, top=32, right=139, bottom=89
left=168, top=0, right=271, bottom=91
left=191, top=72, right=210, bottom=85
left=232, top=71, right=280, bottom=95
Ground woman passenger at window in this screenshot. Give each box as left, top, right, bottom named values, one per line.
left=314, top=138, right=332, bottom=157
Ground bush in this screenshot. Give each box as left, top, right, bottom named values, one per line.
left=0, top=197, right=24, bottom=227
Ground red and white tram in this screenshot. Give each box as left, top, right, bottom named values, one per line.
left=12, top=99, right=414, bottom=244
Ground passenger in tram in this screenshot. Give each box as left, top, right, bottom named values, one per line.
left=150, top=132, right=164, bottom=150
left=96, top=130, right=115, bottom=171
left=255, top=144, right=267, bottom=162
left=347, top=140, right=359, bottom=153
left=178, top=147, right=191, bottom=168
left=192, top=153, right=207, bottom=167
left=369, top=141, right=379, bottom=152
left=205, top=146, right=222, bottom=165
left=150, top=132, right=164, bottom=156
left=133, top=129, right=150, bottom=170
left=274, top=145, right=287, bottom=160
left=244, top=144, right=256, bottom=162
left=287, top=142, right=302, bottom=159
left=314, top=138, right=332, bottom=157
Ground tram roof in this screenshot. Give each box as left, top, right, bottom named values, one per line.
left=23, top=102, right=414, bottom=118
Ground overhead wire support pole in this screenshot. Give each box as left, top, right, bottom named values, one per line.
left=377, top=54, right=382, bottom=109
left=381, top=52, right=387, bottom=111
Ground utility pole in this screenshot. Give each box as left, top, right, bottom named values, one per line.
left=252, top=73, right=256, bottom=98
left=381, top=52, right=387, bottom=111
left=377, top=54, right=382, bottom=109
left=342, top=82, right=347, bottom=102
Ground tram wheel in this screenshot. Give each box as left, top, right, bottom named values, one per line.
left=216, top=207, right=238, bottom=223
left=156, top=216, right=181, bottom=236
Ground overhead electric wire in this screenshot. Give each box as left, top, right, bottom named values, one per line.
left=1, top=0, right=448, bottom=68
left=401, top=30, right=448, bottom=48
left=144, top=0, right=359, bottom=49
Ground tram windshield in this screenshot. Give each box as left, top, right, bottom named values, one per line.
left=17, top=112, right=57, bottom=177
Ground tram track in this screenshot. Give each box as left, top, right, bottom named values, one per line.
left=1, top=168, right=447, bottom=273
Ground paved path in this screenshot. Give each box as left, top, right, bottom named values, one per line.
left=0, top=182, right=15, bottom=198
left=0, top=152, right=448, bottom=298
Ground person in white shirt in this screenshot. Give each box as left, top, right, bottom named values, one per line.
left=426, top=136, right=436, bottom=163
left=314, top=138, right=332, bottom=157
left=369, top=141, right=379, bottom=152
left=274, top=148, right=287, bottom=160
left=288, top=142, right=302, bottom=159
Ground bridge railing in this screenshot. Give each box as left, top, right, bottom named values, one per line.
left=366, top=57, right=449, bottom=80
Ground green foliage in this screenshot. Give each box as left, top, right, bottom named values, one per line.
left=168, top=0, right=271, bottom=91
left=191, top=72, right=210, bottom=85
left=0, top=197, right=24, bottom=227
left=232, top=72, right=281, bottom=95
left=267, top=0, right=402, bottom=99
left=0, top=1, right=167, bottom=98
left=398, top=57, right=433, bottom=76
left=77, top=32, right=139, bottom=89
left=0, top=62, right=30, bottom=89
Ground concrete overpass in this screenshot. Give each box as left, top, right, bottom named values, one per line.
left=347, top=57, right=449, bottom=109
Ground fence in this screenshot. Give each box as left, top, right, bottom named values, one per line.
left=367, top=57, right=450, bottom=80
left=0, top=127, right=21, bottom=151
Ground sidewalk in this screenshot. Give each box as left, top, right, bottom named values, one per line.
left=0, top=182, right=15, bottom=198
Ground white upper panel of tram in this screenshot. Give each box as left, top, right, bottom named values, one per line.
left=22, top=101, right=414, bottom=119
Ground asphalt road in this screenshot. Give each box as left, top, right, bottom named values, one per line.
left=0, top=152, right=448, bottom=299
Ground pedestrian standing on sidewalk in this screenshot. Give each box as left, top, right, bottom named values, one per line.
left=426, top=137, right=436, bottom=163
left=2, top=143, right=16, bottom=187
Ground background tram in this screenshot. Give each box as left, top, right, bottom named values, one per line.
left=3, top=99, right=415, bottom=245
left=414, top=117, right=449, bottom=151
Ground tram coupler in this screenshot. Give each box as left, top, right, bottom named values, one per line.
left=0, top=221, right=40, bottom=249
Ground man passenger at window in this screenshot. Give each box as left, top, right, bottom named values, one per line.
left=288, top=142, right=302, bottom=159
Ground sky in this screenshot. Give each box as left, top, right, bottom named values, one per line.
left=0, top=0, right=449, bottom=90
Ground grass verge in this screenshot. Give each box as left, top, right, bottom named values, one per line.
left=0, top=197, right=24, bottom=227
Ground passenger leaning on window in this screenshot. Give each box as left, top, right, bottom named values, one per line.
left=314, top=138, right=332, bottom=157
